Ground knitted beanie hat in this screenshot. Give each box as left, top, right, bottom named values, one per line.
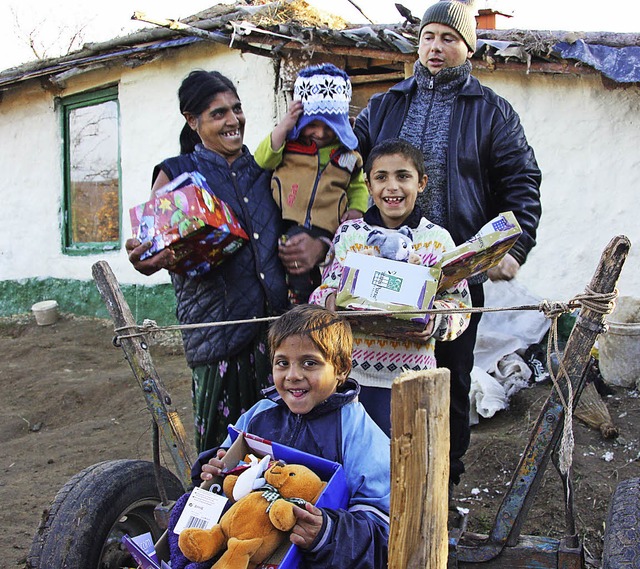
left=419, top=0, right=477, bottom=52
left=290, top=63, right=358, bottom=150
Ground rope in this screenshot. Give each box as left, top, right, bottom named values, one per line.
left=113, top=288, right=616, bottom=341
left=112, top=298, right=589, bottom=339
left=113, top=286, right=618, bottom=480
left=536, top=287, right=617, bottom=475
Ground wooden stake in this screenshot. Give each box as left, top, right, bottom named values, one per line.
left=389, top=368, right=450, bottom=569
left=92, top=261, right=194, bottom=490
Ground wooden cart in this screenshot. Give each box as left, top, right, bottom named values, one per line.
left=27, top=236, right=639, bottom=569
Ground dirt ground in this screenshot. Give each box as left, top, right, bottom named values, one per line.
left=1, top=314, right=639, bottom=568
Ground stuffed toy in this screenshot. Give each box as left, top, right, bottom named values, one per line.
left=366, top=226, right=420, bottom=264
left=178, top=461, right=326, bottom=569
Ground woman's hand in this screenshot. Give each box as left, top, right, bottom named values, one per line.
left=200, top=449, right=227, bottom=483
left=125, top=238, right=175, bottom=276
left=278, top=233, right=327, bottom=275
left=289, top=502, right=324, bottom=549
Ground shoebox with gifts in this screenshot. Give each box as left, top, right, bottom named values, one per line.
left=337, top=211, right=522, bottom=338
left=129, top=171, right=248, bottom=278
left=176, top=429, right=349, bottom=569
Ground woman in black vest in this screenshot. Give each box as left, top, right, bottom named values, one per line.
left=126, top=71, right=328, bottom=451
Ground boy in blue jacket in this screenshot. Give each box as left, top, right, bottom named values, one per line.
left=194, top=304, right=390, bottom=569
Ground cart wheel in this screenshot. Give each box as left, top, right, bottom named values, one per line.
left=602, top=477, right=640, bottom=569
left=27, top=459, right=185, bottom=569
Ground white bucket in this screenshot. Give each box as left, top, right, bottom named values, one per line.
left=598, top=296, right=640, bottom=389
left=31, top=300, right=59, bottom=326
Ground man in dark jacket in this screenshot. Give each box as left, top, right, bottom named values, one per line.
left=354, top=0, right=542, bottom=488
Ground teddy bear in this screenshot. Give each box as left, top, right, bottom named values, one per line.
left=365, top=226, right=421, bottom=264
left=178, top=461, right=326, bottom=569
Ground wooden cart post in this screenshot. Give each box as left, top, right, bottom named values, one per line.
left=389, top=368, right=451, bottom=569
left=453, top=235, right=631, bottom=567
left=92, top=260, right=194, bottom=490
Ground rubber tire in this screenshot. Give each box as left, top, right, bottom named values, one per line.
left=27, top=459, right=185, bottom=569
left=602, top=477, right=640, bottom=569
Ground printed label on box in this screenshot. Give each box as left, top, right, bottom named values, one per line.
left=341, top=252, right=438, bottom=307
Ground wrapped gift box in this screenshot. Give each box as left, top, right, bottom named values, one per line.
left=438, top=211, right=522, bottom=291
left=336, top=212, right=522, bottom=338
left=129, top=171, right=248, bottom=277
left=218, top=430, right=349, bottom=569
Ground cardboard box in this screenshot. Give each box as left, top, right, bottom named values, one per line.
left=336, top=212, right=522, bottom=338
left=337, top=252, right=441, bottom=336
left=129, top=171, right=248, bottom=278
left=218, top=430, right=349, bottom=569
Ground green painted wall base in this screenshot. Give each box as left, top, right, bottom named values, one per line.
left=0, top=277, right=178, bottom=324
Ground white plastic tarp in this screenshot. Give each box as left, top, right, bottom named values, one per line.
left=469, top=279, right=551, bottom=423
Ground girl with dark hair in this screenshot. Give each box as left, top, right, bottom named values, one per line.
left=125, top=70, right=293, bottom=451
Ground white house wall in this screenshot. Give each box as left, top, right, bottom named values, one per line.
left=0, top=41, right=278, bottom=288
left=475, top=69, right=639, bottom=302
left=1, top=47, right=638, bottom=306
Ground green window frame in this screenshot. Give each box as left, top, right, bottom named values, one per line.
left=61, top=85, right=121, bottom=254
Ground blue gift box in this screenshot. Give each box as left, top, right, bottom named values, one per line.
left=223, top=429, right=349, bottom=569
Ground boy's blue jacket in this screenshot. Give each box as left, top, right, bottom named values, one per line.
left=192, top=379, right=390, bottom=569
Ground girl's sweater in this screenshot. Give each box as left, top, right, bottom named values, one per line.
left=310, top=217, right=471, bottom=389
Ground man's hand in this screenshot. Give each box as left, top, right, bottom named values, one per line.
left=289, top=502, right=324, bottom=549
left=125, top=238, right=175, bottom=276
left=487, top=253, right=520, bottom=281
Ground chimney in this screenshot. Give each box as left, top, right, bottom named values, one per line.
left=476, top=8, right=512, bottom=30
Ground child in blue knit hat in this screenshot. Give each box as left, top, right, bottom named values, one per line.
left=255, top=63, right=368, bottom=305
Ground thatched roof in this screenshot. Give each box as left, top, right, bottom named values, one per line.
left=1, top=0, right=639, bottom=91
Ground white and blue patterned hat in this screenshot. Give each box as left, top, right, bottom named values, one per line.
left=290, top=63, right=358, bottom=150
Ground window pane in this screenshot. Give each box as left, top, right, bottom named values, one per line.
left=68, top=99, right=119, bottom=244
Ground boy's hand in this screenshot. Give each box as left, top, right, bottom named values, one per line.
left=341, top=208, right=364, bottom=222
left=283, top=100, right=304, bottom=132
left=289, top=502, right=324, bottom=549
left=406, top=315, right=435, bottom=343
left=200, top=449, right=227, bottom=483
left=271, top=100, right=304, bottom=150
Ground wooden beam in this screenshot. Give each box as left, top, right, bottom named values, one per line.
left=477, top=29, right=640, bottom=48
left=472, top=58, right=600, bottom=76
left=349, top=71, right=405, bottom=84
left=389, top=368, right=450, bottom=569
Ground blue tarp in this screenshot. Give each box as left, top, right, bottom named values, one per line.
left=554, top=39, right=640, bottom=83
